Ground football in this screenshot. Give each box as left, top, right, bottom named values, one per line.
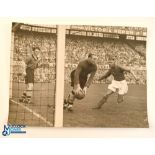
left=75, top=90, right=85, bottom=100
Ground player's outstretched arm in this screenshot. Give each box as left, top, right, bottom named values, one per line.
left=98, top=69, right=111, bottom=81
left=130, top=69, right=139, bottom=83
left=83, top=69, right=97, bottom=95
left=34, top=56, right=42, bottom=68
left=85, top=67, right=97, bottom=88
left=119, top=64, right=139, bottom=83
left=73, top=63, right=82, bottom=95
left=118, top=64, right=131, bottom=72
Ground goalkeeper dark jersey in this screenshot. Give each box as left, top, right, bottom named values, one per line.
left=25, top=54, right=39, bottom=70
left=73, top=58, right=97, bottom=88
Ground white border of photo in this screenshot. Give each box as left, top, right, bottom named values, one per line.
left=0, top=17, right=155, bottom=137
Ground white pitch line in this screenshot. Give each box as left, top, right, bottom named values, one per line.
left=10, top=99, right=53, bottom=127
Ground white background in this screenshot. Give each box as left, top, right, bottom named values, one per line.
left=0, top=0, right=155, bottom=155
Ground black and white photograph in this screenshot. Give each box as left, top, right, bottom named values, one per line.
left=0, top=0, right=155, bottom=154
left=9, top=23, right=56, bottom=127
left=63, top=25, right=148, bottom=127
left=6, top=22, right=148, bottom=128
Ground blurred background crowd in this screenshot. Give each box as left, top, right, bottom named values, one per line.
left=12, top=31, right=146, bottom=85
left=65, top=35, right=146, bottom=84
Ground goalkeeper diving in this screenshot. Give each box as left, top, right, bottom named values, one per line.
left=64, top=53, right=97, bottom=111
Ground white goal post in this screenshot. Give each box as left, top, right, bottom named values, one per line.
left=54, top=25, right=66, bottom=127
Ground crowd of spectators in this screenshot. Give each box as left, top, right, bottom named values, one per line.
left=12, top=31, right=146, bottom=85
left=125, top=40, right=146, bottom=58
left=12, top=31, right=56, bottom=83
left=65, top=35, right=146, bottom=84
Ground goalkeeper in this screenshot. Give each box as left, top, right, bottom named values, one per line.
left=64, top=53, right=97, bottom=111
left=19, top=47, right=41, bottom=104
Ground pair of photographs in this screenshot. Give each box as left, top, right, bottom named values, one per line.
left=9, top=22, right=148, bottom=128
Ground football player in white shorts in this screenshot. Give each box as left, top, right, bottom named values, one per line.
left=93, top=58, right=139, bottom=109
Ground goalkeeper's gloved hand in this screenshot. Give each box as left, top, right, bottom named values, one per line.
left=73, top=84, right=82, bottom=95
left=83, top=86, right=87, bottom=95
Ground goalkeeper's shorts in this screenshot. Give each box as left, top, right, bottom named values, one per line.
left=25, top=68, right=34, bottom=84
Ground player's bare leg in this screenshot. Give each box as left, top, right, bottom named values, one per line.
left=93, top=89, right=114, bottom=109
left=117, top=94, right=124, bottom=104
left=24, top=83, right=33, bottom=104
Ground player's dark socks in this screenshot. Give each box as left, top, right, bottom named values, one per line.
left=63, top=99, right=69, bottom=110
left=117, top=95, right=124, bottom=104
left=19, top=93, right=27, bottom=102
left=67, top=102, right=73, bottom=112
left=24, top=96, right=33, bottom=104
left=19, top=98, right=24, bottom=102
